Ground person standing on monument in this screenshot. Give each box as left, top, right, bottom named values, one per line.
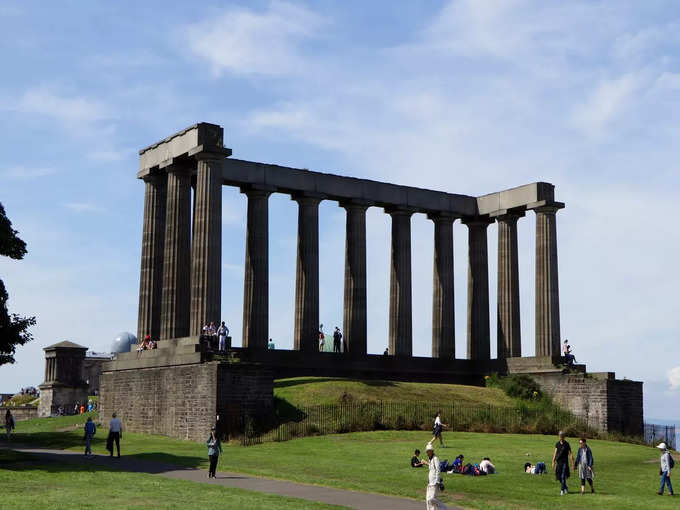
left=552, top=431, right=574, bottom=495
left=206, top=426, right=222, bottom=479
left=333, top=327, right=342, bottom=353
left=107, top=412, right=123, bottom=458
left=84, top=416, right=96, bottom=457
left=217, top=321, right=229, bottom=351
left=318, top=324, right=325, bottom=352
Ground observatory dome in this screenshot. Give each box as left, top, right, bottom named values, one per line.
left=111, top=332, right=137, bottom=354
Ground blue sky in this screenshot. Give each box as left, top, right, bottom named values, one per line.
left=1, top=0, right=679, bottom=420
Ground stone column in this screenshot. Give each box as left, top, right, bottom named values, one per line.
left=160, top=165, right=192, bottom=339
left=463, top=218, right=492, bottom=360
left=341, top=201, right=369, bottom=356
left=293, top=195, right=322, bottom=352
left=496, top=211, right=524, bottom=358
left=190, top=157, right=222, bottom=336
left=429, top=213, right=456, bottom=359
left=242, top=187, right=272, bottom=350
left=137, top=173, right=167, bottom=342
left=388, top=209, right=413, bottom=356
left=534, top=203, right=564, bottom=357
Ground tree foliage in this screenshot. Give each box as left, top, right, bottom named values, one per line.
left=0, top=203, right=35, bottom=365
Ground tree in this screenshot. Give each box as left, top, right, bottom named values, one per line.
left=0, top=203, right=36, bottom=365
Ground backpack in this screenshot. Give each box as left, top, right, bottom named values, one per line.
left=669, top=454, right=675, bottom=469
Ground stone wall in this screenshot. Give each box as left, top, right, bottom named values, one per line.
left=2, top=406, right=38, bottom=421
left=99, top=361, right=273, bottom=441
left=38, top=385, right=88, bottom=418
left=531, top=372, right=643, bottom=436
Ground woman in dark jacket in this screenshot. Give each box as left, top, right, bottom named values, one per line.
left=574, top=437, right=594, bottom=494
left=206, top=426, right=222, bottom=478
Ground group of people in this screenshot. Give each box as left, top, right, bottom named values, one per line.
left=318, top=324, right=344, bottom=353
left=201, top=321, right=230, bottom=351
left=136, top=334, right=158, bottom=357
left=80, top=412, right=123, bottom=458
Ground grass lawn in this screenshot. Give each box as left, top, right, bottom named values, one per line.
left=7, top=414, right=676, bottom=509
left=274, top=377, right=515, bottom=407
left=0, top=449, right=346, bottom=510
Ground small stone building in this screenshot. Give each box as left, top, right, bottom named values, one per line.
left=38, top=341, right=89, bottom=417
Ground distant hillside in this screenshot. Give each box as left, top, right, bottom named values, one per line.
left=274, top=377, right=515, bottom=407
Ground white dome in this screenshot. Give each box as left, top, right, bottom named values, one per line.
left=111, top=332, right=137, bottom=353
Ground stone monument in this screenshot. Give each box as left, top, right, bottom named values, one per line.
left=38, top=341, right=89, bottom=417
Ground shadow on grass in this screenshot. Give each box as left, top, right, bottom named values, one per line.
left=274, top=377, right=341, bottom=389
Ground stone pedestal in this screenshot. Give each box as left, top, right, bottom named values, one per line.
left=342, top=202, right=369, bottom=356
left=429, top=213, right=456, bottom=359
left=463, top=218, right=492, bottom=360
left=293, top=195, right=322, bottom=352
left=242, top=188, right=272, bottom=350
left=496, top=211, right=523, bottom=358
left=388, top=209, right=413, bottom=356
left=38, top=341, right=89, bottom=417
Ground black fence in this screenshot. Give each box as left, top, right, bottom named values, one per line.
left=240, top=401, right=588, bottom=446
left=644, top=423, right=676, bottom=451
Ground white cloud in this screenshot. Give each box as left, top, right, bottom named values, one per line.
left=62, top=202, right=104, bottom=213
left=0, top=166, right=56, bottom=180
left=17, top=87, right=108, bottom=125
left=669, top=367, right=680, bottom=391
left=571, top=74, right=644, bottom=139
left=184, top=1, right=325, bottom=76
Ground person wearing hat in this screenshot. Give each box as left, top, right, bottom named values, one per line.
left=206, top=426, right=223, bottom=479
left=657, top=442, right=674, bottom=496
left=422, top=443, right=447, bottom=509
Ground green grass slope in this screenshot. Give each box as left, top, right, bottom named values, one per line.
left=7, top=414, right=676, bottom=509
left=274, top=377, right=515, bottom=407
left=0, top=450, right=346, bottom=510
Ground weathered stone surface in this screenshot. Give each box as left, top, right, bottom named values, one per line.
left=429, top=214, right=456, bottom=359
left=463, top=218, right=492, bottom=360
left=190, top=157, right=223, bottom=335
left=342, top=202, right=369, bottom=356
left=39, top=341, right=89, bottom=417
left=160, top=165, right=192, bottom=340
left=137, top=173, right=167, bottom=342
left=242, top=188, right=271, bottom=350
left=496, top=212, right=523, bottom=358
left=99, top=362, right=273, bottom=441
left=535, top=204, right=564, bottom=356
left=293, top=195, right=321, bottom=352
left=388, top=209, right=413, bottom=356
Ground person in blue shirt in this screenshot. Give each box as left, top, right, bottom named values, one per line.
left=84, top=416, right=96, bottom=457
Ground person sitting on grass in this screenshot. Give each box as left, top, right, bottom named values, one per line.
left=524, top=461, right=547, bottom=474
left=411, top=449, right=426, bottom=467
left=480, top=457, right=496, bottom=474
left=451, top=455, right=465, bottom=473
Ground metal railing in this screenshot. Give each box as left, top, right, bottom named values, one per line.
left=644, top=423, right=676, bottom=451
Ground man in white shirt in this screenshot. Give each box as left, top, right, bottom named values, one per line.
left=423, top=443, right=447, bottom=509
left=217, top=322, right=229, bottom=351
left=108, top=412, right=123, bottom=458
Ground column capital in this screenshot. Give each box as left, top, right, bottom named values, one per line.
left=385, top=205, right=416, bottom=217
left=493, top=210, right=526, bottom=223
left=161, top=160, right=194, bottom=175
left=291, top=192, right=324, bottom=206
left=461, top=216, right=495, bottom=227
left=240, top=184, right=275, bottom=198
left=528, top=201, right=565, bottom=214
left=189, top=146, right=232, bottom=161
left=339, top=199, right=372, bottom=211
left=426, top=212, right=459, bottom=223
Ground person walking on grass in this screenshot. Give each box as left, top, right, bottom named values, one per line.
left=430, top=411, right=448, bottom=448
left=84, top=416, right=96, bottom=457
left=574, top=437, right=594, bottom=494
left=5, top=409, right=14, bottom=440
left=657, top=442, right=674, bottom=496
left=107, top=412, right=122, bottom=458
left=552, top=431, right=575, bottom=495
left=206, top=426, right=222, bottom=479
left=422, top=443, right=447, bottom=509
